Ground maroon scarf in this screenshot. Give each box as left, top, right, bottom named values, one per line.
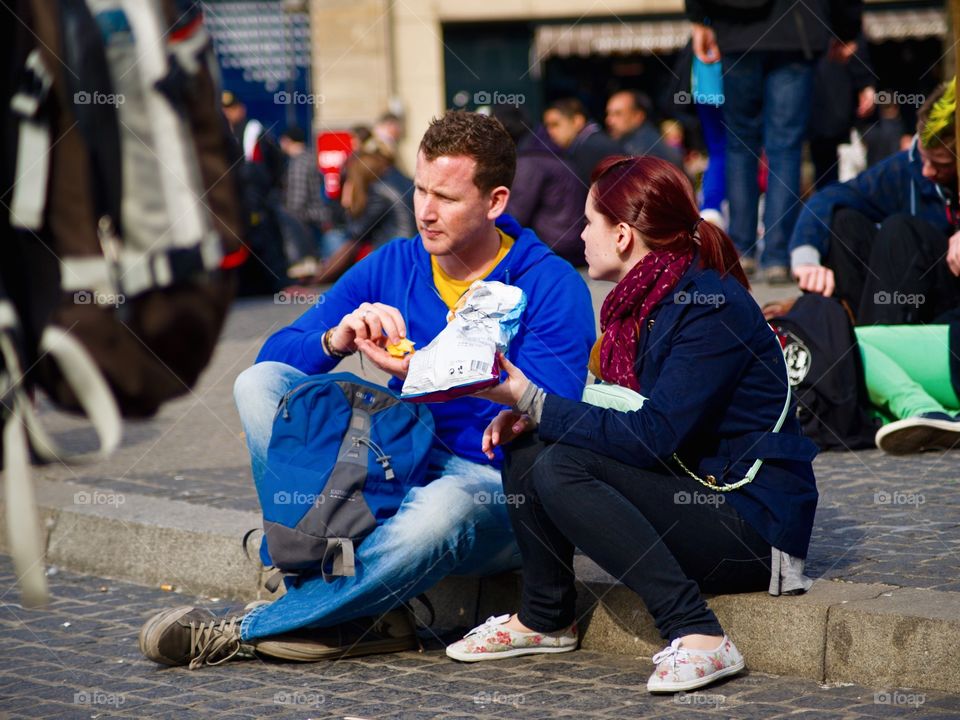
left=596, top=249, right=694, bottom=391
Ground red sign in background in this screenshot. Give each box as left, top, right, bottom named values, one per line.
left=316, top=131, right=354, bottom=199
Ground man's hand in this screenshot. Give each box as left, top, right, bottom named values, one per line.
left=355, top=338, right=412, bottom=380
left=947, top=231, right=960, bottom=277
left=328, top=302, right=407, bottom=354
left=475, top=353, right=531, bottom=408
left=481, top=410, right=535, bottom=460
left=691, top=23, right=720, bottom=64
left=793, top=264, right=836, bottom=296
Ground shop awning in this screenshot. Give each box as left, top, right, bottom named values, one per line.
left=533, top=7, right=946, bottom=60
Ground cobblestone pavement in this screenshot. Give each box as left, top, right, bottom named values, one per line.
left=31, top=288, right=960, bottom=593
left=1, top=557, right=956, bottom=720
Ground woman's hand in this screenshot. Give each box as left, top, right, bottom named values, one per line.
left=481, top=410, right=535, bottom=460
left=475, top=352, right=531, bottom=408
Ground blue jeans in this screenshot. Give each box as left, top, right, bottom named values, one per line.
left=723, top=51, right=814, bottom=268
left=232, top=361, right=521, bottom=640
left=696, top=103, right=726, bottom=213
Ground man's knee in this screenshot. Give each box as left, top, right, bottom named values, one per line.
left=831, top=207, right=874, bottom=236
left=876, top=213, right=934, bottom=245
left=234, top=362, right=298, bottom=416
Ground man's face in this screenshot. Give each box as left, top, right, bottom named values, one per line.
left=543, top=109, right=583, bottom=149
left=605, top=93, right=644, bottom=140
left=414, top=152, right=498, bottom=259
left=919, top=143, right=957, bottom=186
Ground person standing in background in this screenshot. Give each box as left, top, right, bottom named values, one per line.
left=686, top=0, right=863, bottom=284
left=605, top=90, right=684, bottom=170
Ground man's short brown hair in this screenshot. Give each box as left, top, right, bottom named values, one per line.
left=418, top=111, right=516, bottom=191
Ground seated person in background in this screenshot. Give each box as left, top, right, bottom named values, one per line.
left=605, top=90, right=685, bottom=170
left=313, top=149, right=416, bottom=283
left=493, top=105, right=587, bottom=266
left=790, top=78, right=960, bottom=325
left=137, top=110, right=595, bottom=670
left=858, top=325, right=960, bottom=453
left=543, top=98, right=622, bottom=185
left=446, top=156, right=818, bottom=696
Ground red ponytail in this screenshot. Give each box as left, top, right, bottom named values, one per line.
left=591, top=156, right=749, bottom=289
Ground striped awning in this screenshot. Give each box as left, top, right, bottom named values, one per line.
left=533, top=7, right=946, bottom=60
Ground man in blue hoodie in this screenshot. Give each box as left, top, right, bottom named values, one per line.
left=138, top=111, right=595, bottom=668
left=789, top=79, right=960, bottom=325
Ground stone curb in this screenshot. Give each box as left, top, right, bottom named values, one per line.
left=2, top=479, right=957, bottom=693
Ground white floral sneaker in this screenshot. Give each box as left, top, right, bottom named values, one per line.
left=646, top=636, right=745, bottom=692
left=445, top=614, right=578, bottom=662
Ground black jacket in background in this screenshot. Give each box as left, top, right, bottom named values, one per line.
left=685, top=0, right=861, bottom=58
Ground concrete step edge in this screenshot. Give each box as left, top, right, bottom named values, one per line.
left=2, top=478, right=958, bottom=692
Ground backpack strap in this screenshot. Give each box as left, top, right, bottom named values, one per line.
left=9, top=49, right=53, bottom=231
left=322, top=538, right=356, bottom=582
left=0, top=300, right=121, bottom=607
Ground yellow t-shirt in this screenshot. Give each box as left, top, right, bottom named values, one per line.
left=431, top=228, right=514, bottom=311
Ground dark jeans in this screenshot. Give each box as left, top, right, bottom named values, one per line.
left=723, top=51, right=815, bottom=268
left=502, top=436, right=770, bottom=642
left=826, top=208, right=960, bottom=324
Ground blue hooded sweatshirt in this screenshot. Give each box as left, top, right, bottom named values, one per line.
left=789, top=136, right=956, bottom=269
left=256, top=214, right=596, bottom=467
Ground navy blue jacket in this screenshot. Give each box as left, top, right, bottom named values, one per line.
left=789, top=137, right=955, bottom=267
left=537, top=260, right=819, bottom=558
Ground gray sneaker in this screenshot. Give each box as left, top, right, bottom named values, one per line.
left=876, top=412, right=960, bottom=454
left=254, top=608, right=417, bottom=662
left=138, top=606, right=255, bottom=669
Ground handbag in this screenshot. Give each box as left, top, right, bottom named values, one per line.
left=581, top=379, right=791, bottom=492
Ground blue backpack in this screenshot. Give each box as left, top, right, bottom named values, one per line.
left=256, top=373, right=435, bottom=583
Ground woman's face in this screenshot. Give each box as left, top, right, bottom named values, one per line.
left=582, top=192, right=625, bottom=282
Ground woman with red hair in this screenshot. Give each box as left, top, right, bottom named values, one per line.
left=448, top=156, right=819, bottom=693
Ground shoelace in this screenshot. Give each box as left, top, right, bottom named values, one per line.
left=651, top=638, right=683, bottom=668
left=188, top=616, right=243, bottom=670
left=465, top=613, right=511, bottom=638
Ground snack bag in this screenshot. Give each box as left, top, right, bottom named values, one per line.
left=401, top=281, right=526, bottom=402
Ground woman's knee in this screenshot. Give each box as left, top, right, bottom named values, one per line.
left=530, top=443, right=595, bottom=505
